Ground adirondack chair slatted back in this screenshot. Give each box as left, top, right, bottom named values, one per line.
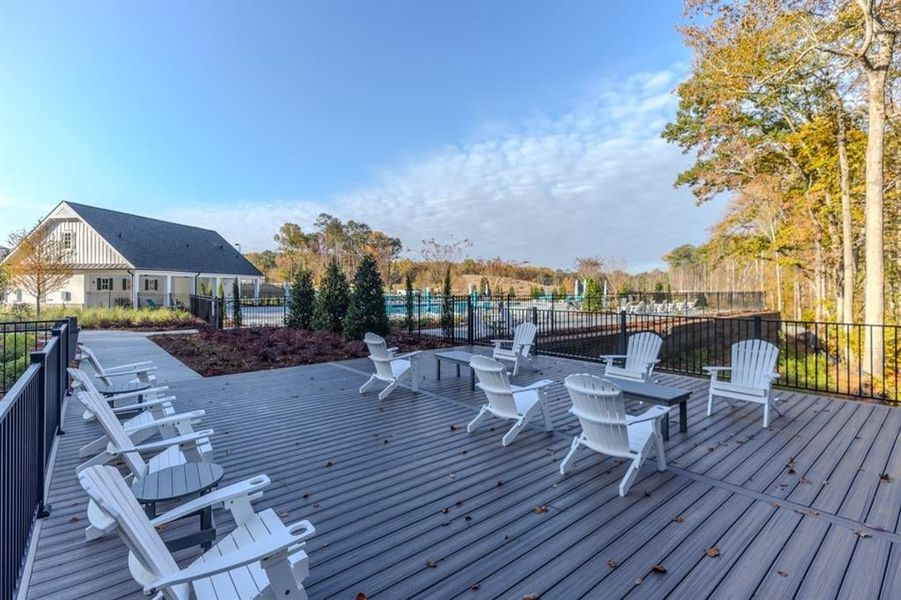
left=364, top=333, right=396, bottom=380
left=470, top=356, right=518, bottom=419
left=730, top=340, right=779, bottom=389
left=564, top=374, right=631, bottom=456
left=78, top=466, right=188, bottom=600
left=624, top=332, right=663, bottom=374
left=512, top=322, right=537, bottom=357
left=69, top=368, right=149, bottom=478
left=78, top=345, right=115, bottom=386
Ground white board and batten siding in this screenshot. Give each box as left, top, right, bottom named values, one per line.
left=47, top=204, right=131, bottom=269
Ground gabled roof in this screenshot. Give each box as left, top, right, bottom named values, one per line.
left=64, top=202, right=262, bottom=276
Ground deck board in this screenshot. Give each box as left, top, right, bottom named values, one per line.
left=22, top=346, right=901, bottom=599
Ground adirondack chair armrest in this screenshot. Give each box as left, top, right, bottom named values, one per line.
left=122, top=429, right=214, bottom=455
left=149, top=475, right=272, bottom=526
left=491, top=339, right=513, bottom=349
left=511, top=379, right=554, bottom=393
left=145, top=520, right=316, bottom=594
left=769, top=371, right=781, bottom=381
left=109, top=395, right=175, bottom=414
left=122, top=410, right=205, bottom=434
left=98, top=366, right=158, bottom=378
left=627, top=406, right=671, bottom=424
left=104, top=386, right=170, bottom=401
left=103, top=361, right=155, bottom=372
left=599, top=354, right=626, bottom=364
left=393, top=350, right=421, bottom=361
left=386, top=347, right=399, bottom=354
left=702, top=366, right=731, bottom=373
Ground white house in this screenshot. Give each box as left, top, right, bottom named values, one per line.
left=2, top=201, right=263, bottom=309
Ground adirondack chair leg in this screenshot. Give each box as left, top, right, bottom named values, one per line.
left=707, top=390, right=715, bottom=417
left=378, top=381, right=398, bottom=400
left=261, top=549, right=308, bottom=599
left=502, top=417, right=526, bottom=446
left=512, top=359, right=520, bottom=377
left=540, top=398, right=553, bottom=431
left=653, top=425, right=667, bottom=471
left=80, top=435, right=110, bottom=457
left=559, top=437, right=581, bottom=475
left=359, top=374, right=378, bottom=394
left=619, top=456, right=642, bottom=496
left=467, top=406, right=491, bottom=433
left=770, top=396, right=783, bottom=415
left=410, top=360, right=419, bottom=392
left=763, top=402, right=770, bottom=428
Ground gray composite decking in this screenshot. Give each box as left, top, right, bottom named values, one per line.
left=23, top=347, right=901, bottom=599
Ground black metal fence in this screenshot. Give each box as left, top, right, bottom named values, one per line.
left=189, top=295, right=289, bottom=329
left=0, top=317, right=77, bottom=598
left=412, top=295, right=898, bottom=403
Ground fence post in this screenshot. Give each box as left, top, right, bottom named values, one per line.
left=52, top=327, right=66, bottom=436
left=753, top=315, right=762, bottom=340
left=619, top=310, right=628, bottom=354
left=531, top=306, right=539, bottom=356
left=30, top=351, right=51, bottom=518
left=466, top=295, right=474, bottom=346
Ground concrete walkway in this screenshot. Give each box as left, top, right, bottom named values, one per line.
left=77, top=330, right=201, bottom=385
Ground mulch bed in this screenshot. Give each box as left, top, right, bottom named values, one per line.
left=151, top=327, right=453, bottom=376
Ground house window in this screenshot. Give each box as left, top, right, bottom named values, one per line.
left=61, top=291, right=72, bottom=301
left=144, top=279, right=158, bottom=291
left=122, top=278, right=131, bottom=291
left=97, top=278, right=113, bottom=291
left=62, top=231, right=74, bottom=249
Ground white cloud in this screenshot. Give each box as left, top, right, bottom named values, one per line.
left=163, top=67, right=724, bottom=271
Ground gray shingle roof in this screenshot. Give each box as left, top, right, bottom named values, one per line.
left=66, top=202, right=262, bottom=276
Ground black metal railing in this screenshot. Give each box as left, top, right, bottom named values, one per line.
left=1, top=317, right=77, bottom=599
left=189, top=294, right=289, bottom=329
left=423, top=295, right=899, bottom=403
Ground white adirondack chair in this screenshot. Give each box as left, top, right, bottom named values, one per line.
left=79, top=465, right=315, bottom=599
left=69, top=368, right=212, bottom=460
left=77, top=343, right=157, bottom=388
left=74, top=386, right=213, bottom=480
left=492, top=321, right=538, bottom=376
left=560, top=374, right=670, bottom=496
left=704, top=339, right=782, bottom=428
left=599, top=331, right=663, bottom=383
left=467, top=355, right=554, bottom=446
left=359, top=333, right=420, bottom=400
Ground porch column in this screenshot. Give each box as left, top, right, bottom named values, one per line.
left=132, top=272, right=139, bottom=308
left=164, top=275, right=172, bottom=307
left=214, top=276, right=221, bottom=297
left=253, top=278, right=261, bottom=299
left=191, top=276, right=197, bottom=295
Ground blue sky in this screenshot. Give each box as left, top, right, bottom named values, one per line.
left=0, top=0, right=724, bottom=270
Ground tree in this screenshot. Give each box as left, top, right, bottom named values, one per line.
left=312, top=260, right=350, bottom=333
left=440, top=266, right=454, bottom=337
left=405, top=272, right=415, bottom=333
left=5, top=223, right=73, bottom=317
left=287, top=268, right=315, bottom=329
left=344, top=255, right=390, bottom=339
left=231, top=280, right=242, bottom=327
left=420, top=236, right=472, bottom=287
left=244, top=250, right=278, bottom=281
left=0, top=264, right=10, bottom=304
left=582, top=278, right=603, bottom=311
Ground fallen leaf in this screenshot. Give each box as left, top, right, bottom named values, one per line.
left=879, top=473, right=891, bottom=483
left=68, top=516, right=80, bottom=523
left=425, top=559, right=438, bottom=568
left=854, top=530, right=871, bottom=539
left=470, top=584, right=480, bottom=591
left=533, top=505, right=549, bottom=514
left=302, top=493, right=310, bottom=499
left=778, top=571, right=789, bottom=577
left=672, top=516, right=684, bottom=523
left=462, top=449, right=468, bottom=454
left=383, top=439, right=389, bottom=444
left=607, top=559, right=618, bottom=569
left=441, top=508, right=449, bottom=514
left=705, top=547, right=721, bottom=558
left=456, top=500, right=464, bottom=507
left=450, top=424, right=459, bottom=431
left=652, top=564, right=667, bottom=575
left=634, top=578, right=643, bottom=585
left=523, top=594, right=540, bottom=600
left=464, top=515, right=473, bottom=521
left=325, top=461, right=334, bottom=467
left=355, top=593, right=367, bottom=600
left=278, top=511, right=290, bottom=518
left=497, top=480, right=504, bottom=487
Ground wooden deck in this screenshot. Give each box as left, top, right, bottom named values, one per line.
left=23, top=346, right=901, bottom=599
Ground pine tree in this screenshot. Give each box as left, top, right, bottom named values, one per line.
left=404, top=272, right=415, bottom=333
left=583, top=278, right=602, bottom=311
left=231, top=280, right=242, bottom=327
left=287, top=268, right=315, bottom=329
left=344, top=255, right=389, bottom=339
left=440, top=266, right=454, bottom=337
left=312, top=259, right=350, bottom=332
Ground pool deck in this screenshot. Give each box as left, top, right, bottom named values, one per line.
left=21, top=341, right=901, bottom=599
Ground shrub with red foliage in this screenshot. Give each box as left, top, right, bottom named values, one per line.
left=151, top=327, right=451, bottom=376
